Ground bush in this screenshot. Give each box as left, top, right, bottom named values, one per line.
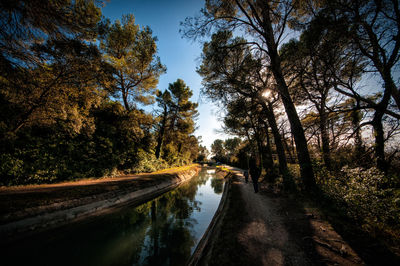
left=319, top=166, right=400, bottom=239
left=131, top=149, right=168, bottom=173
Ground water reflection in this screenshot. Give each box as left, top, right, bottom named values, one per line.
left=2, top=168, right=225, bottom=266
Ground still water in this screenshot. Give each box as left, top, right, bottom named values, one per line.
left=3, top=168, right=224, bottom=266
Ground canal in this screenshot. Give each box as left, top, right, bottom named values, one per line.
left=2, top=168, right=225, bottom=266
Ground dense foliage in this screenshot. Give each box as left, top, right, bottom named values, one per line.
left=0, top=1, right=203, bottom=185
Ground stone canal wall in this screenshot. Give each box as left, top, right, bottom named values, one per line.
left=0, top=165, right=200, bottom=240
left=188, top=168, right=234, bottom=266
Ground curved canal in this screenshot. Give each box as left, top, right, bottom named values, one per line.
left=3, top=168, right=225, bottom=266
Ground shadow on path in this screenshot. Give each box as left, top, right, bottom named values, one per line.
left=207, top=168, right=364, bottom=266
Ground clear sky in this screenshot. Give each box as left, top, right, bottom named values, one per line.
left=102, top=0, right=228, bottom=150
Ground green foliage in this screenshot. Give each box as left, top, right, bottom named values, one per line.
left=211, top=139, right=226, bottom=163
left=132, top=149, right=168, bottom=173
left=100, top=14, right=166, bottom=111
left=312, top=164, right=400, bottom=242
left=320, top=167, right=399, bottom=224
left=0, top=0, right=102, bottom=67
left=154, top=79, right=199, bottom=163
left=211, top=138, right=245, bottom=167
left=196, top=144, right=209, bottom=161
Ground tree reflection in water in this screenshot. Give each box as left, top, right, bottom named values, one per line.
left=2, top=168, right=225, bottom=266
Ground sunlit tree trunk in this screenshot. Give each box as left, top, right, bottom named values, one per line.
left=261, top=101, right=293, bottom=188
left=259, top=1, right=316, bottom=190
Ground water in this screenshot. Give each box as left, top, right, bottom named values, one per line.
left=2, top=168, right=225, bottom=266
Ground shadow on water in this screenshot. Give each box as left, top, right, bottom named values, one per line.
left=1, top=168, right=225, bottom=266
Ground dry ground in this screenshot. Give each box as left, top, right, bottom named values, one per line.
left=207, top=168, right=365, bottom=266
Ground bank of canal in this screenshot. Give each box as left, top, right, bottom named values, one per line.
left=1, top=168, right=227, bottom=266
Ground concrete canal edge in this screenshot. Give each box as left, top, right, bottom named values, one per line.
left=187, top=169, right=235, bottom=266
left=0, top=165, right=200, bottom=240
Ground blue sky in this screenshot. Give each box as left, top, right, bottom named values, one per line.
left=102, top=0, right=227, bottom=150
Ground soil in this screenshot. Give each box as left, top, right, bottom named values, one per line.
left=207, top=167, right=365, bottom=266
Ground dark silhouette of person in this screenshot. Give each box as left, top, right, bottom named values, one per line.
left=249, top=157, right=261, bottom=193
left=243, top=169, right=249, bottom=183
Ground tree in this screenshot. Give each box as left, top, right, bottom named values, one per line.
left=332, top=0, right=400, bottom=172
left=101, top=14, right=166, bottom=111
left=197, top=144, right=210, bottom=161
left=154, top=79, right=198, bottom=163
left=198, top=31, right=292, bottom=187
left=0, top=39, right=113, bottom=138
left=0, top=0, right=107, bottom=138
left=224, top=137, right=242, bottom=163
left=279, top=16, right=358, bottom=170
left=295, top=0, right=400, bottom=172
left=155, top=90, right=172, bottom=159
left=183, top=0, right=316, bottom=190
left=211, top=139, right=226, bottom=162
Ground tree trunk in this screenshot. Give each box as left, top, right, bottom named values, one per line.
left=282, top=129, right=295, bottom=163
left=155, top=106, right=168, bottom=159
left=372, top=70, right=393, bottom=173
left=261, top=101, right=293, bottom=188
left=269, top=55, right=315, bottom=189
left=122, top=89, right=130, bottom=111
left=265, top=126, right=274, bottom=168
left=372, top=111, right=388, bottom=173
left=319, top=107, right=331, bottom=170
left=119, top=73, right=131, bottom=111
left=260, top=2, right=316, bottom=190
left=258, top=117, right=274, bottom=176
left=390, top=82, right=400, bottom=111
left=250, top=121, right=264, bottom=175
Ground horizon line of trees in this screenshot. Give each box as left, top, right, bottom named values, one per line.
left=0, top=0, right=202, bottom=185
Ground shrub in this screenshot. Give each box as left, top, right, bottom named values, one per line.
left=319, top=166, right=400, bottom=239
left=132, top=149, right=168, bottom=173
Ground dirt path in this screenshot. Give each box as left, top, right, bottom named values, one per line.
left=236, top=173, right=311, bottom=265
left=208, top=167, right=364, bottom=266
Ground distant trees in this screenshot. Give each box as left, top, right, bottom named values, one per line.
left=211, top=138, right=243, bottom=164
left=211, top=139, right=227, bottom=163
left=196, top=144, right=210, bottom=161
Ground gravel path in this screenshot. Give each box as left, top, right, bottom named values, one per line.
left=222, top=166, right=364, bottom=266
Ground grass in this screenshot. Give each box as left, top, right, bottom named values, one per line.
left=152, top=164, right=199, bottom=174
left=215, top=165, right=234, bottom=173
